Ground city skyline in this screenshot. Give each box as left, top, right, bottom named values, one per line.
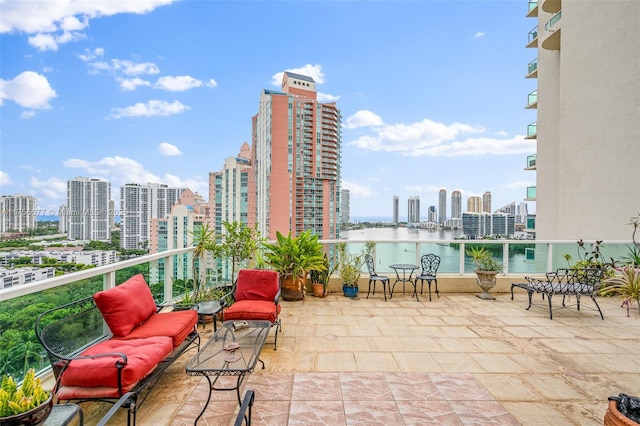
left=1, top=1, right=536, bottom=219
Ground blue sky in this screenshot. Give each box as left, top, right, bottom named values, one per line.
left=0, top=0, right=536, bottom=219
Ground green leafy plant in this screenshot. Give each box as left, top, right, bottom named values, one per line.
left=263, top=230, right=326, bottom=281
left=599, top=264, right=640, bottom=316
left=336, top=242, right=365, bottom=287
left=0, top=368, right=50, bottom=417
left=465, top=246, right=501, bottom=272
left=215, top=221, right=263, bottom=283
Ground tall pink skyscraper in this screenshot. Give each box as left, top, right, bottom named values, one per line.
left=251, top=72, right=341, bottom=239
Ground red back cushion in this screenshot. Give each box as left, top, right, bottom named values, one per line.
left=236, top=270, right=279, bottom=302
left=93, top=274, right=157, bottom=337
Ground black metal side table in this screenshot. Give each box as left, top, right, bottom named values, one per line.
left=44, top=404, right=83, bottom=426
left=196, top=300, right=223, bottom=332
left=389, top=263, right=420, bottom=301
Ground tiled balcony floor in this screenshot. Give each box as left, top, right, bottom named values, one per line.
left=84, top=292, right=640, bottom=425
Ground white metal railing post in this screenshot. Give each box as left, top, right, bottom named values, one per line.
left=459, top=242, right=466, bottom=275
left=503, top=243, right=509, bottom=274
left=547, top=243, right=554, bottom=271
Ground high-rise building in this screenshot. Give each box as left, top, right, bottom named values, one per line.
left=407, top=196, right=420, bottom=224
left=467, top=196, right=482, bottom=213
left=517, top=201, right=528, bottom=224
left=120, top=183, right=187, bottom=250
left=462, top=212, right=515, bottom=239
left=252, top=72, right=341, bottom=239
left=495, top=201, right=516, bottom=216
left=451, top=190, right=462, bottom=219
left=438, top=189, right=447, bottom=223
left=209, top=143, right=252, bottom=234
left=482, top=191, right=491, bottom=213
left=0, top=195, right=37, bottom=232
left=340, top=189, right=350, bottom=223
left=428, top=205, right=437, bottom=223
left=392, top=195, right=399, bottom=223
left=64, top=177, right=111, bottom=241
left=526, top=1, right=640, bottom=240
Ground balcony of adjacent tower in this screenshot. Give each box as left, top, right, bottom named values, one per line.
left=526, top=0, right=538, bottom=17
left=541, top=0, right=560, bottom=13
left=541, top=10, right=562, bottom=50
left=526, top=90, right=537, bottom=109
left=526, top=25, right=538, bottom=48
left=526, top=59, right=538, bottom=78
left=525, top=186, right=537, bottom=201
left=525, top=154, right=537, bottom=171
left=525, top=122, right=537, bottom=139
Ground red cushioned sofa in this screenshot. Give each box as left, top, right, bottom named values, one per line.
left=35, top=274, right=199, bottom=425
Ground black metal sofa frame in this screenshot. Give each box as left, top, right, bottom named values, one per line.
left=35, top=295, right=200, bottom=425
left=511, top=267, right=606, bottom=320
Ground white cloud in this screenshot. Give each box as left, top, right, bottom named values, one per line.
left=271, top=64, right=325, bottom=86
left=0, top=0, right=177, bottom=51
left=118, top=77, right=151, bottom=91
left=405, top=184, right=443, bottom=193
left=0, top=171, right=10, bottom=185
left=21, top=110, right=36, bottom=119
left=346, top=115, right=534, bottom=157
left=109, top=100, right=190, bottom=118
left=154, top=75, right=217, bottom=92
left=317, top=92, right=339, bottom=102
left=89, top=59, right=160, bottom=76
left=343, top=110, right=385, bottom=129
left=0, top=71, right=57, bottom=109
left=506, top=181, right=535, bottom=189
left=158, top=142, right=181, bottom=156
left=474, top=32, right=485, bottom=38
left=29, top=176, right=67, bottom=201
left=341, top=179, right=375, bottom=198
left=78, top=47, right=104, bottom=62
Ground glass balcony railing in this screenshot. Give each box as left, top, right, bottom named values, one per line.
left=527, top=154, right=537, bottom=169
left=528, top=26, right=538, bottom=45
left=527, top=186, right=537, bottom=200
left=527, top=122, right=537, bottom=138
left=527, top=90, right=538, bottom=108
left=528, top=0, right=538, bottom=14
left=545, top=11, right=562, bottom=31
left=527, top=59, right=538, bottom=76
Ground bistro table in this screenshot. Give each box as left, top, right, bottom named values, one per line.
left=389, top=263, right=420, bottom=301
left=195, top=300, right=223, bottom=332
left=186, top=319, right=271, bottom=425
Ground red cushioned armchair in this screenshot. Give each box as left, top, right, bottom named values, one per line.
left=222, top=269, right=282, bottom=349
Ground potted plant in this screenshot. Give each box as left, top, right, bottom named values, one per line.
left=466, top=246, right=502, bottom=300
left=336, top=242, right=365, bottom=298
left=0, top=368, right=52, bottom=425
left=310, top=253, right=338, bottom=297
left=599, top=264, right=640, bottom=317
left=263, top=230, right=326, bottom=301
left=215, top=221, right=263, bottom=284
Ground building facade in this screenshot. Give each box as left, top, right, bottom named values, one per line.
left=340, top=189, right=350, bottom=223
left=120, top=183, right=187, bottom=250
left=526, top=0, right=640, bottom=240
left=0, top=195, right=37, bottom=232
left=392, top=195, right=399, bottom=223
left=64, top=177, right=111, bottom=241
left=467, top=196, right=482, bottom=213
left=451, top=190, right=462, bottom=220
left=252, top=72, right=341, bottom=239
left=438, top=189, right=447, bottom=224
left=482, top=191, right=492, bottom=213
left=407, top=196, right=420, bottom=224
left=462, top=212, right=515, bottom=239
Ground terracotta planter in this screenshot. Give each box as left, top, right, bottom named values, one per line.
left=311, top=283, right=325, bottom=297
left=474, top=270, right=498, bottom=300
left=281, top=275, right=306, bottom=301
left=605, top=399, right=640, bottom=426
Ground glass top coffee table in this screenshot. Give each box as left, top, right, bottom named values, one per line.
left=186, top=319, right=271, bottom=424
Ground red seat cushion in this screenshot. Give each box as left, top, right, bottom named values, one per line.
left=58, top=337, right=173, bottom=395
left=119, top=310, right=197, bottom=348
left=93, top=274, right=157, bottom=337
left=223, top=300, right=281, bottom=323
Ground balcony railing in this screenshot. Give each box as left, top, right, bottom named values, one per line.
left=526, top=122, right=537, bottom=139
left=1, top=239, right=632, bottom=380
left=527, top=26, right=538, bottom=48
left=526, top=186, right=537, bottom=200
left=526, top=154, right=537, bottom=169
left=526, top=90, right=538, bottom=109
left=527, top=59, right=538, bottom=78
left=527, top=0, right=538, bottom=17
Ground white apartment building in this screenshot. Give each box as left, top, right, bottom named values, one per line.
left=526, top=0, right=640, bottom=240
left=64, top=177, right=111, bottom=241
left=120, top=183, right=186, bottom=250
left=0, top=267, right=55, bottom=290
left=0, top=195, right=37, bottom=232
